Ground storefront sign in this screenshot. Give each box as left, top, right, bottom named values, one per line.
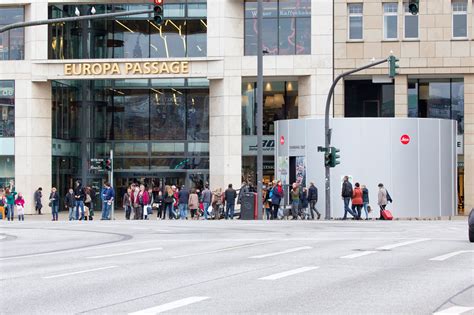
left=400, top=134, right=410, bottom=145
left=280, top=136, right=285, bottom=145
left=64, top=61, right=189, bottom=76
left=242, top=136, right=275, bottom=156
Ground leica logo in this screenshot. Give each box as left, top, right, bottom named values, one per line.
left=400, top=134, right=410, bottom=145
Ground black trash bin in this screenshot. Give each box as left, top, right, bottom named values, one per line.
left=240, top=192, right=257, bottom=220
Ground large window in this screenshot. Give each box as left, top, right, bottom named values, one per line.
left=452, top=0, right=467, bottom=38
left=383, top=3, right=398, bottom=40
left=0, top=7, right=24, bottom=60
left=348, top=4, right=363, bottom=40
left=49, top=2, right=207, bottom=59
left=0, top=81, right=14, bottom=137
left=344, top=80, right=395, bottom=117
left=404, top=2, right=418, bottom=39
left=244, top=0, right=311, bottom=56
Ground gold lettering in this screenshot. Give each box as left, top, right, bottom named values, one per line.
left=125, top=63, right=134, bottom=74
left=103, top=63, right=111, bottom=74
left=142, top=62, right=151, bottom=74
left=151, top=62, right=160, bottom=74
left=181, top=61, right=189, bottom=74
left=64, top=64, right=72, bottom=75
left=83, top=63, right=91, bottom=75
left=169, top=62, right=180, bottom=74
left=132, top=63, right=143, bottom=74
left=159, top=62, right=170, bottom=74
left=72, top=64, right=82, bottom=75
left=111, top=63, right=120, bottom=75
left=91, top=63, right=102, bottom=75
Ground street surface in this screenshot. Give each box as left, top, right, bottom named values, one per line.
left=0, top=219, right=473, bottom=314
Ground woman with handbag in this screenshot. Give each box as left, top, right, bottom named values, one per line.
left=163, top=187, right=175, bottom=220
left=49, top=187, right=59, bottom=221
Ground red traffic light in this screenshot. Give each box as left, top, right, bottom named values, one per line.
left=153, top=0, right=163, bottom=5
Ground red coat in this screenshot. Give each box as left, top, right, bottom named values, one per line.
left=352, top=188, right=363, bottom=205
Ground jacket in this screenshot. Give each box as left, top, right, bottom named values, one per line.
left=378, top=188, right=388, bottom=206
left=178, top=188, right=189, bottom=204
left=299, top=190, right=309, bottom=208
left=290, top=188, right=300, bottom=203
left=164, top=192, right=175, bottom=205
left=137, top=190, right=148, bottom=205
left=271, top=185, right=283, bottom=205
left=123, top=193, right=131, bottom=207
left=341, top=181, right=353, bottom=198
left=49, top=192, right=59, bottom=207
left=15, top=197, right=25, bottom=207
left=308, top=185, right=318, bottom=202
left=6, top=191, right=17, bottom=205
left=102, top=187, right=115, bottom=202
left=74, top=185, right=85, bottom=201
left=65, top=193, right=76, bottom=208
left=362, top=188, right=369, bottom=203
left=34, top=190, right=42, bottom=205
left=188, top=193, right=199, bottom=210
left=201, top=189, right=212, bottom=204
left=224, top=188, right=237, bottom=205
left=352, top=187, right=363, bottom=205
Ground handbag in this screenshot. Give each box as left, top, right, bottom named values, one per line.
left=85, top=194, right=92, bottom=204
left=147, top=206, right=153, bottom=215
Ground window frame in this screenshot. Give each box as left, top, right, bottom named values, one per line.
left=347, top=3, right=364, bottom=41
left=451, top=0, right=468, bottom=39
left=0, top=6, right=25, bottom=60
left=403, top=2, right=419, bottom=40
left=383, top=2, right=399, bottom=41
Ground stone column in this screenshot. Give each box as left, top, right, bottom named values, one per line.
left=395, top=75, right=408, bottom=117
left=464, top=74, right=474, bottom=214
left=15, top=80, right=52, bottom=215
left=25, top=0, right=49, bottom=61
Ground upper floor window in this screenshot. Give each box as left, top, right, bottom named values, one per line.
left=0, top=81, right=15, bottom=137
left=452, top=0, right=467, bottom=38
left=404, top=3, right=418, bottom=39
left=244, top=0, right=311, bottom=56
left=0, top=7, right=24, bottom=60
left=348, top=3, right=363, bottom=40
left=383, top=3, right=398, bottom=40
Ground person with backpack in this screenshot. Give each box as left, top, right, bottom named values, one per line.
left=362, top=185, right=370, bottom=220
left=308, top=182, right=320, bottom=220
left=341, top=176, right=357, bottom=220
left=271, top=180, right=283, bottom=219
left=351, top=183, right=363, bottom=220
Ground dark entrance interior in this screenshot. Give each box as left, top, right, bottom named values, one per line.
left=344, top=80, right=395, bottom=117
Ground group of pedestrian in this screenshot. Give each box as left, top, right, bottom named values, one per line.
left=0, top=181, right=25, bottom=221
left=282, top=181, right=321, bottom=220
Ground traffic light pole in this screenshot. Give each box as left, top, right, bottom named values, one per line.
left=110, top=149, right=115, bottom=221
left=324, top=57, right=390, bottom=220
left=256, top=0, right=263, bottom=220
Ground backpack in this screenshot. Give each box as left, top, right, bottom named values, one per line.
left=269, top=189, right=274, bottom=199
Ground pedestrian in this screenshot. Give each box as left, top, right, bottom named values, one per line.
left=211, top=188, right=223, bottom=219
left=263, top=186, right=272, bottom=220
left=34, top=187, right=43, bottom=215
left=83, top=187, right=92, bottom=220
left=290, top=183, right=300, bottom=220
left=299, top=187, right=310, bottom=219
left=178, top=185, right=189, bottom=220
left=237, top=181, right=249, bottom=205
left=156, top=190, right=165, bottom=220
left=123, top=188, right=132, bottom=220
left=131, top=185, right=140, bottom=220
left=163, top=186, right=175, bottom=219
left=49, top=187, right=59, bottom=221
left=201, top=184, right=212, bottom=220
left=188, top=188, right=199, bottom=220
left=173, top=185, right=179, bottom=219
left=351, top=183, right=363, bottom=220
left=308, top=182, right=321, bottom=220
left=65, top=188, right=76, bottom=221
left=15, top=193, right=25, bottom=221
left=378, top=183, right=388, bottom=220
left=270, top=180, right=283, bottom=219
left=0, top=189, right=6, bottom=220
left=5, top=187, right=17, bottom=221
left=224, top=184, right=237, bottom=220
left=101, top=182, right=115, bottom=220
left=362, top=185, right=370, bottom=220
left=74, top=180, right=85, bottom=220
left=341, top=176, right=356, bottom=220
left=143, top=187, right=152, bottom=220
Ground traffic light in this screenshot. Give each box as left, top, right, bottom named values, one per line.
left=408, top=0, right=419, bottom=15
left=329, top=147, right=340, bottom=168
left=153, top=0, right=164, bottom=25
left=324, top=152, right=331, bottom=167
left=105, top=158, right=112, bottom=171
left=388, top=55, right=399, bottom=78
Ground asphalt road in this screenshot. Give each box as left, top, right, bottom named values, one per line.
left=0, top=219, right=473, bottom=315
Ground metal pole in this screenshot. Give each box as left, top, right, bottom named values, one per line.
left=324, top=58, right=389, bottom=220
left=256, top=0, right=263, bottom=220
left=110, top=149, right=114, bottom=220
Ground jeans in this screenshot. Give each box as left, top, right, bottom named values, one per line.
left=363, top=202, right=369, bottom=219
left=7, top=204, right=14, bottom=221
left=52, top=205, right=59, bottom=221
left=309, top=200, right=321, bottom=219
left=352, top=204, right=362, bottom=219
left=225, top=203, right=235, bottom=219
left=68, top=207, right=75, bottom=220
left=265, top=207, right=272, bottom=220
left=343, top=197, right=356, bottom=219
left=203, top=202, right=210, bottom=220
left=291, top=201, right=299, bottom=219
left=272, top=203, right=280, bottom=219
left=125, top=205, right=131, bottom=220
left=18, top=214, right=24, bottom=221
left=165, top=203, right=174, bottom=219
left=75, top=200, right=84, bottom=220
left=101, top=201, right=111, bottom=220
left=178, top=203, right=188, bottom=220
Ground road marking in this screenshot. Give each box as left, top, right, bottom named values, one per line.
left=259, top=266, right=319, bottom=280
left=128, top=296, right=209, bottom=315
left=249, top=246, right=312, bottom=259
left=42, top=266, right=118, bottom=279
left=87, top=248, right=162, bottom=259
left=172, top=242, right=274, bottom=259
left=433, top=306, right=474, bottom=314
left=340, top=251, right=378, bottom=259
left=429, top=250, right=474, bottom=261
left=376, top=238, right=430, bottom=250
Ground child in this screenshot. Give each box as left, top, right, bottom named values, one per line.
left=15, top=193, right=25, bottom=221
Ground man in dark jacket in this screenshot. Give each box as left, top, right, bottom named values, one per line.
left=341, top=176, right=356, bottom=220
left=65, top=188, right=76, bottom=221
left=34, top=187, right=43, bottom=215
left=74, top=180, right=85, bottom=220
left=201, top=184, right=212, bottom=220
left=224, top=184, right=237, bottom=220
left=308, top=182, right=320, bottom=220
left=178, top=185, right=190, bottom=220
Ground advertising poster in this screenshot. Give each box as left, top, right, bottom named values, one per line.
left=278, top=156, right=289, bottom=184
left=295, top=156, right=306, bottom=187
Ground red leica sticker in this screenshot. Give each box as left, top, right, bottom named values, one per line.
left=400, top=134, right=410, bottom=145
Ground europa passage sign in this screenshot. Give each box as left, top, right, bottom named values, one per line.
left=64, top=61, right=189, bottom=76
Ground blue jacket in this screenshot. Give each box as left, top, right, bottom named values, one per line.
left=271, top=186, right=282, bottom=205
left=178, top=188, right=189, bottom=204
left=101, top=187, right=115, bottom=201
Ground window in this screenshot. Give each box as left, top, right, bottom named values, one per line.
left=0, top=81, right=15, bottom=137
left=348, top=4, right=363, bottom=40
left=244, top=0, right=311, bottom=55
left=0, top=7, right=24, bottom=60
left=452, top=0, right=467, bottom=38
left=404, top=3, right=418, bottom=39
left=383, top=3, right=398, bottom=40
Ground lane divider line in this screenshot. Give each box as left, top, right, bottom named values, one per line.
left=259, top=266, right=319, bottom=281
left=340, top=251, right=378, bottom=259
left=42, top=266, right=118, bottom=279
left=171, top=242, right=275, bottom=259
left=433, top=306, right=474, bottom=315
left=249, top=246, right=312, bottom=259
left=87, top=248, right=163, bottom=259
left=128, top=296, right=210, bottom=315
left=429, top=250, right=474, bottom=261
left=376, top=238, right=430, bottom=250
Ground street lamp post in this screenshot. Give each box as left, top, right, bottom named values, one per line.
left=256, top=0, right=263, bottom=220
